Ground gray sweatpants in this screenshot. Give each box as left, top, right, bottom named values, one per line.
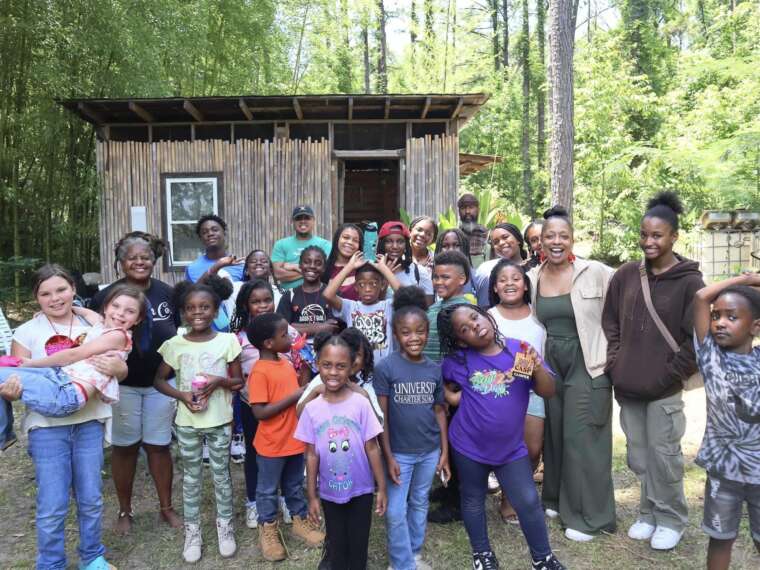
left=619, top=391, right=688, bottom=532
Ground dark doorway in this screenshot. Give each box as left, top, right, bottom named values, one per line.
left=341, top=160, right=399, bottom=226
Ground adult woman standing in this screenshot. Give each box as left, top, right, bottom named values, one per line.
left=602, top=193, right=702, bottom=550
left=90, top=232, right=182, bottom=533
left=0, top=264, right=127, bottom=570
left=409, top=216, right=438, bottom=275
left=476, top=223, right=528, bottom=281
left=322, top=224, right=364, bottom=300
left=528, top=207, right=616, bottom=542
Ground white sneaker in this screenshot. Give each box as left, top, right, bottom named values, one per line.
left=545, top=508, right=559, bottom=519
left=414, top=553, right=433, bottom=570
left=246, top=503, right=258, bottom=529
left=628, top=519, right=656, bottom=541
left=216, top=517, right=237, bottom=558
left=183, top=522, right=202, bottom=563
left=565, top=528, right=595, bottom=542
left=230, top=433, right=245, bottom=464
left=279, top=496, right=292, bottom=524
left=650, top=526, right=684, bottom=550
left=487, top=472, right=500, bottom=493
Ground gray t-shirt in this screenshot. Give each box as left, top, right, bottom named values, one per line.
left=336, top=298, right=394, bottom=363
left=373, top=351, right=444, bottom=454
left=694, top=331, right=760, bottom=484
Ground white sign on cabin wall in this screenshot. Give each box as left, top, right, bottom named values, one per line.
left=131, top=206, right=147, bottom=232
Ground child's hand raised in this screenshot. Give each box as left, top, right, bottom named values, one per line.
left=307, top=497, right=322, bottom=526
left=347, top=251, right=366, bottom=270
left=375, top=489, right=387, bottom=517
left=374, top=254, right=400, bottom=274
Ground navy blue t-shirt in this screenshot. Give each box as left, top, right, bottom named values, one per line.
left=373, top=351, right=444, bottom=454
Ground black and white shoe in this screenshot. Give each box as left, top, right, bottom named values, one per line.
left=472, top=551, right=499, bottom=570
left=532, top=553, right=566, bottom=570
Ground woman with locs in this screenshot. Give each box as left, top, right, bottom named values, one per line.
left=602, top=192, right=703, bottom=551
left=90, top=232, right=182, bottom=532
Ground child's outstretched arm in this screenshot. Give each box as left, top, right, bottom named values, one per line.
left=154, top=361, right=202, bottom=412
left=527, top=347, right=556, bottom=399
left=22, top=330, right=128, bottom=369
left=694, top=274, right=760, bottom=343
left=434, top=403, right=451, bottom=484
left=365, top=437, right=387, bottom=516
left=324, top=251, right=366, bottom=311
left=252, top=384, right=306, bottom=420
left=372, top=254, right=402, bottom=292
left=305, top=443, right=322, bottom=526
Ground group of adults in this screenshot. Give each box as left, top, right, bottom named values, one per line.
left=0, top=189, right=700, bottom=568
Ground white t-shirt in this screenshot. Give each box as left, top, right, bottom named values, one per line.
left=12, top=312, right=113, bottom=439
left=487, top=308, right=546, bottom=357
left=298, top=374, right=384, bottom=423
left=336, top=298, right=394, bottom=363
left=392, top=262, right=433, bottom=296
left=476, top=258, right=502, bottom=282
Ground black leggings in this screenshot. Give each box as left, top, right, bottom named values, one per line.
left=240, top=400, right=258, bottom=503
left=322, top=493, right=373, bottom=570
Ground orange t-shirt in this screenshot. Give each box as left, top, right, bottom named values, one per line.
left=248, top=358, right=306, bottom=457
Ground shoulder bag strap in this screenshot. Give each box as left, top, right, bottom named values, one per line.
left=639, top=261, right=680, bottom=353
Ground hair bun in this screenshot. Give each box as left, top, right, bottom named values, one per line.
left=392, top=286, right=429, bottom=312
left=543, top=205, right=569, bottom=220
left=646, top=191, right=683, bottom=215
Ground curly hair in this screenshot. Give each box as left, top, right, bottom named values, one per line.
left=173, top=274, right=233, bottom=312
left=392, top=286, right=429, bottom=330
left=113, top=231, right=168, bottom=275
left=195, top=214, right=227, bottom=237
left=230, top=279, right=274, bottom=334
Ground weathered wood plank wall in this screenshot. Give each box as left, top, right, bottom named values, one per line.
left=404, top=134, right=459, bottom=220
left=97, top=138, right=333, bottom=284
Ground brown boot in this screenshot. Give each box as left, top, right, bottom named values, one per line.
left=258, top=520, right=286, bottom=561
left=291, top=514, right=325, bottom=547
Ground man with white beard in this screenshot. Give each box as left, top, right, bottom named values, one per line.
left=457, top=193, right=488, bottom=268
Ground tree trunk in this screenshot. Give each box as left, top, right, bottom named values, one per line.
left=489, top=0, right=501, bottom=71
left=411, top=0, right=417, bottom=46
left=548, top=0, right=578, bottom=213
left=376, top=0, right=388, bottom=93
left=502, top=0, right=509, bottom=68
left=521, top=0, right=533, bottom=217
left=362, top=25, right=371, bottom=93
left=536, top=0, right=546, bottom=170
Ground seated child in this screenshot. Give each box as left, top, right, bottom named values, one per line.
left=693, top=274, right=760, bottom=570
left=0, top=285, right=143, bottom=447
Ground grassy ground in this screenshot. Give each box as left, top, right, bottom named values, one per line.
left=1, top=411, right=759, bottom=569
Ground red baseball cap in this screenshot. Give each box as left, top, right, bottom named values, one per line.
left=378, top=221, right=411, bottom=239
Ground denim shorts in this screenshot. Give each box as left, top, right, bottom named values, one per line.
left=526, top=390, right=546, bottom=419
left=702, top=473, right=760, bottom=541
left=111, top=385, right=176, bottom=447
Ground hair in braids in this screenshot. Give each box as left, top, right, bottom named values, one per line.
left=230, top=279, right=274, bottom=334
left=435, top=228, right=472, bottom=265
left=173, top=274, right=233, bottom=314
left=437, top=303, right=504, bottom=365
left=113, top=232, right=168, bottom=275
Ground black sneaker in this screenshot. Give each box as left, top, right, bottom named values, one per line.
left=427, top=504, right=462, bottom=524
left=532, top=553, right=566, bottom=570
left=472, top=551, right=499, bottom=570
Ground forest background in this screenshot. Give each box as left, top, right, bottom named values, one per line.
left=1, top=0, right=758, bottom=304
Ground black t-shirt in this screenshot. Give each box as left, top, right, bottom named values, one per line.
left=276, top=284, right=331, bottom=326
left=90, top=278, right=178, bottom=388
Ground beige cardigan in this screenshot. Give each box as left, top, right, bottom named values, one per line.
left=528, top=258, right=614, bottom=378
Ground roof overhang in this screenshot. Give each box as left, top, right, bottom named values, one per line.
left=459, top=153, right=502, bottom=176
left=59, top=93, right=489, bottom=126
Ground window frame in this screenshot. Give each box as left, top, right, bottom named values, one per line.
left=160, top=172, right=224, bottom=272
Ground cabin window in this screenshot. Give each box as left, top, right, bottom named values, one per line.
left=161, top=174, right=222, bottom=270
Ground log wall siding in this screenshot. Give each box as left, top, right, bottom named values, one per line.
left=97, top=138, right=333, bottom=284
left=404, top=134, right=459, bottom=219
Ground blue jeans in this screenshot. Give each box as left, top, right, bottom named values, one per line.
left=28, top=420, right=106, bottom=569
left=454, top=449, right=551, bottom=558
left=385, top=449, right=440, bottom=570
left=256, top=453, right=307, bottom=523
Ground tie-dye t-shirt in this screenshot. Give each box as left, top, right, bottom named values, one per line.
left=442, top=340, right=549, bottom=465
left=694, top=332, right=760, bottom=484
left=295, top=391, right=383, bottom=504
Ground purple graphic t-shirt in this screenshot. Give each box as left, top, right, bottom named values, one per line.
left=442, top=339, right=550, bottom=465
left=295, top=391, right=383, bottom=504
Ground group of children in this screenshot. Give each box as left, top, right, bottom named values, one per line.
left=2, top=213, right=760, bottom=570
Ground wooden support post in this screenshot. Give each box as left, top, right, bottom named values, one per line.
left=128, top=101, right=154, bottom=122
left=238, top=98, right=253, bottom=120
left=384, top=97, right=391, bottom=119
left=293, top=97, right=303, bottom=120
left=451, top=96, right=465, bottom=119
left=183, top=100, right=204, bottom=121
left=348, top=97, right=353, bottom=120
left=78, top=102, right=106, bottom=124
left=421, top=96, right=431, bottom=119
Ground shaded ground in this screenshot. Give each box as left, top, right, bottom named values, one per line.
left=1, top=390, right=758, bottom=569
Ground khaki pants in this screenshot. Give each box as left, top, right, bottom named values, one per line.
left=619, top=391, right=688, bottom=531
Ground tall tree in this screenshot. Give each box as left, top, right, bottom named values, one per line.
left=521, top=0, right=533, bottom=216
left=489, top=0, right=502, bottom=71
left=376, top=0, right=388, bottom=93
left=335, top=0, right=353, bottom=92
left=502, top=0, right=509, bottom=68
left=548, top=0, right=580, bottom=212
left=411, top=0, right=418, bottom=46
left=536, top=0, right=547, bottom=171
left=362, top=24, right=371, bottom=93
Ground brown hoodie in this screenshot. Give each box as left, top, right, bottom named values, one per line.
left=602, top=256, right=704, bottom=401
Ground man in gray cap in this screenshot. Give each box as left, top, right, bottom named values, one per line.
left=458, top=193, right=488, bottom=268
left=271, top=205, right=332, bottom=289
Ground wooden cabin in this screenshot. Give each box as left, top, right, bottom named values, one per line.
left=60, top=94, right=490, bottom=283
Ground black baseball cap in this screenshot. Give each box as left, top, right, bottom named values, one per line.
left=292, top=205, right=314, bottom=219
